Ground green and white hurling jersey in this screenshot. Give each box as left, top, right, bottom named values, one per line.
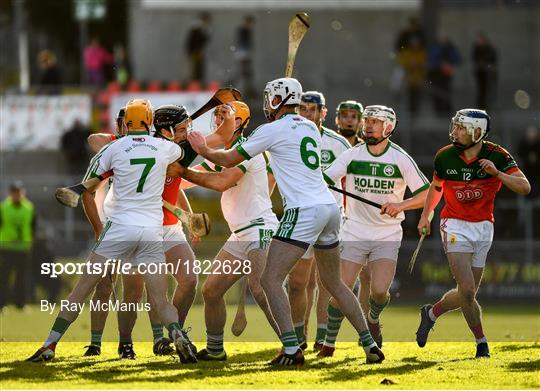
left=324, top=141, right=429, bottom=227
left=201, top=140, right=276, bottom=233
left=93, top=134, right=183, bottom=227
left=320, top=126, right=351, bottom=207
left=236, top=113, right=336, bottom=209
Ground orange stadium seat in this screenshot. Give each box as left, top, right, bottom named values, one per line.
left=167, top=80, right=182, bottom=92
left=127, top=80, right=141, bottom=92
left=186, top=80, right=202, bottom=92
left=207, top=80, right=221, bottom=92
left=146, top=81, right=162, bottom=92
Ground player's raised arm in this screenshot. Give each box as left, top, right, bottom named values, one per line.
left=172, top=162, right=245, bottom=192
left=188, top=131, right=246, bottom=168
left=478, top=159, right=530, bottom=195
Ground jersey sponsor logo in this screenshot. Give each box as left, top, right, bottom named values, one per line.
left=383, top=164, right=395, bottom=177
left=354, top=177, right=395, bottom=195
left=446, top=169, right=458, bottom=175
left=133, top=137, right=145, bottom=142
left=455, top=188, right=484, bottom=202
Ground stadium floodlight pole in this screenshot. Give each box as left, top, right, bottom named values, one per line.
left=408, top=210, right=435, bottom=274
left=231, top=276, right=248, bottom=336
left=230, top=12, right=312, bottom=336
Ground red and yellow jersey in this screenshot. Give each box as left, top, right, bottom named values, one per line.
left=162, top=176, right=182, bottom=226
left=433, top=141, right=519, bottom=223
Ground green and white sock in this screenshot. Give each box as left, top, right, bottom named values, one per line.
left=151, top=323, right=164, bottom=343
left=294, top=322, right=305, bottom=344
left=280, top=330, right=299, bottom=355
left=359, top=330, right=377, bottom=353
left=90, top=330, right=103, bottom=347
left=206, top=332, right=224, bottom=355
left=167, top=322, right=182, bottom=342
left=44, top=317, right=72, bottom=347
left=368, top=295, right=390, bottom=323
left=315, top=323, right=327, bottom=343
left=324, top=304, right=344, bottom=347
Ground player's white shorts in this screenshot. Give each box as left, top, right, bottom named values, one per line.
left=340, top=221, right=402, bottom=264
left=163, top=223, right=188, bottom=252
left=275, top=204, right=340, bottom=249
left=93, top=221, right=165, bottom=265
left=301, top=209, right=345, bottom=259
left=440, top=218, right=493, bottom=268
left=222, top=219, right=279, bottom=260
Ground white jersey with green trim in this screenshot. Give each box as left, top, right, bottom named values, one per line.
left=236, top=113, right=336, bottom=209
left=324, top=141, right=429, bottom=228
left=320, top=126, right=351, bottom=206
left=90, top=134, right=183, bottom=227
left=201, top=138, right=276, bottom=232
left=83, top=142, right=115, bottom=224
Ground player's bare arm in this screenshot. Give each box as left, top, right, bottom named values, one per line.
left=478, top=159, right=531, bottom=195
left=188, top=131, right=246, bottom=168
left=380, top=188, right=428, bottom=218
left=175, top=164, right=245, bottom=192
left=417, top=179, right=444, bottom=236
left=81, top=191, right=103, bottom=239
left=87, top=133, right=115, bottom=153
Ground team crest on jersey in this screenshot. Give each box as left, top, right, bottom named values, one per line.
left=281, top=222, right=293, bottom=231
left=477, top=169, right=487, bottom=179
left=383, top=165, right=395, bottom=177
left=321, top=150, right=336, bottom=164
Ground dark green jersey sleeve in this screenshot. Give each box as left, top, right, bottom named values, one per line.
left=177, top=141, right=199, bottom=167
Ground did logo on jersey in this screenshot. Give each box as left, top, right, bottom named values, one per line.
left=455, top=188, right=484, bottom=202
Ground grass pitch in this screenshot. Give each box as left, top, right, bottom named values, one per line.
left=1, top=304, right=539, bottom=389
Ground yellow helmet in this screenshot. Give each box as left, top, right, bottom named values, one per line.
left=125, top=99, right=153, bottom=132
left=231, top=101, right=250, bottom=131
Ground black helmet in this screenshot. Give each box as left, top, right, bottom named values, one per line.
left=301, top=91, right=326, bottom=107
left=153, top=105, right=190, bottom=141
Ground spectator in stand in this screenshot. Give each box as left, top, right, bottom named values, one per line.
left=60, top=119, right=90, bottom=174
left=428, top=35, right=461, bottom=117
left=398, top=37, right=427, bottom=118
left=472, top=32, right=497, bottom=110
left=0, top=181, right=36, bottom=309
left=83, top=38, right=112, bottom=87
left=113, top=44, right=130, bottom=87
left=234, top=15, right=255, bottom=98
left=37, top=49, right=61, bottom=95
left=395, top=17, right=426, bottom=51
left=185, top=12, right=211, bottom=84
left=518, top=125, right=540, bottom=197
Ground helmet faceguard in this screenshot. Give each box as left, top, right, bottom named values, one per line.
left=263, top=78, right=302, bottom=121
left=449, top=108, right=490, bottom=150
left=300, top=91, right=326, bottom=127
left=115, top=107, right=126, bottom=137
left=361, top=105, right=397, bottom=145
left=336, top=100, right=363, bottom=137
left=153, top=105, right=190, bottom=142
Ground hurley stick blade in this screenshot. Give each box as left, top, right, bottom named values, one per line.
left=231, top=276, right=248, bottom=337
left=285, top=12, right=310, bottom=77
left=190, top=88, right=242, bottom=121
left=188, top=212, right=211, bottom=237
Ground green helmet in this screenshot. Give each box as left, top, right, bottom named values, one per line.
left=336, top=100, right=363, bottom=116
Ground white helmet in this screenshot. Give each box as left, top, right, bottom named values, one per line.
left=450, top=108, right=490, bottom=147
left=263, top=77, right=303, bottom=121
left=363, top=105, right=397, bottom=137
